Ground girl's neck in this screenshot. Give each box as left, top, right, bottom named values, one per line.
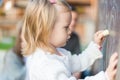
left=51, top=46, right=63, bottom=56
left=55, top=49, right=63, bottom=56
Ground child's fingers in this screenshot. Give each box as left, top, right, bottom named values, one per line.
left=97, top=33, right=105, bottom=40
left=109, top=52, right=118, bottom=70
left=96, top=30, right=104, bottom=35
left=95, top=31, right=103, bottom=36
left=110, top=52, right=118, bottom=63
left=113, top=69, right=117, bottom=75
left=113, top=69, right=117, bottom=78
left=110, top=59, right=118, bottom=69
left=106, top=53, right=118, bottom=80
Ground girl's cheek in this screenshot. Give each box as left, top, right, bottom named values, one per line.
left=21, top=42, right=24, bottom=49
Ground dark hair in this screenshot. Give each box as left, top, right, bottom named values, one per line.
left=71, top=6, right=76, bottom=11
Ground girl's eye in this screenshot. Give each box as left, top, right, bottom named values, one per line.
left=65, top=26, right=69, bottom=31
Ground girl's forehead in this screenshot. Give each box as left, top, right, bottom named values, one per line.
left=54, top=4, right=71, bottom=13
left=59, top=11, right=71, bottom=17
left=54, top=4, right=72, bottom=25
left=57, top=12, right=71, bottom=25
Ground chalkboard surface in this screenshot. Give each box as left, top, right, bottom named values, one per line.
left=96, top=0, right=120, bottom=80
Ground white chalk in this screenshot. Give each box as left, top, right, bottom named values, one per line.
left=103, top=30, right=109, bottom=36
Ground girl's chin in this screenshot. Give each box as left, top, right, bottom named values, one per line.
left=55, top=42, right=67, bottom=48
left=60, top=43, right=66, bottom=47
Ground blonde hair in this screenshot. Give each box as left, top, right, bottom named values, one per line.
left=22, top=0, right=71, bottom=55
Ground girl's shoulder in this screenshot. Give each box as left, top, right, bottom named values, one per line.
left=26, top=48, right=47, bottom=62
left=27, top=48, right=71, bottom=57
left=26, top=48, right=72, bottom=64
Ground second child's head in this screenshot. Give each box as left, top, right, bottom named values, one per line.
left=22, top=0, right=71, bottom=55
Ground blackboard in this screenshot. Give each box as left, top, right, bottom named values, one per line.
left=93, top=0, right=120, bottom=80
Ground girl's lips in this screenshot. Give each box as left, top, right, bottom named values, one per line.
left=67, top=35, right=71, bottom=42
left=68, top=35, right=71, bottom=39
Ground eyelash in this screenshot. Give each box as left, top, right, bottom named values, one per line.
left=65, top=27, right=69, bottom=31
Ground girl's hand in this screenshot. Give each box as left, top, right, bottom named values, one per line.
left=73, top=72, right=81, bottom=79
left=94, top=30, right=106, bottom=47
left=105, top=52, right=118, bottom=80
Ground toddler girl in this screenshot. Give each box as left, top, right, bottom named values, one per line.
left=21, top=0, right=118, bottom=80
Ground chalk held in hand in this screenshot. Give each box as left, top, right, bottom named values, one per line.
left=103, top=30, right=109, bottom=36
